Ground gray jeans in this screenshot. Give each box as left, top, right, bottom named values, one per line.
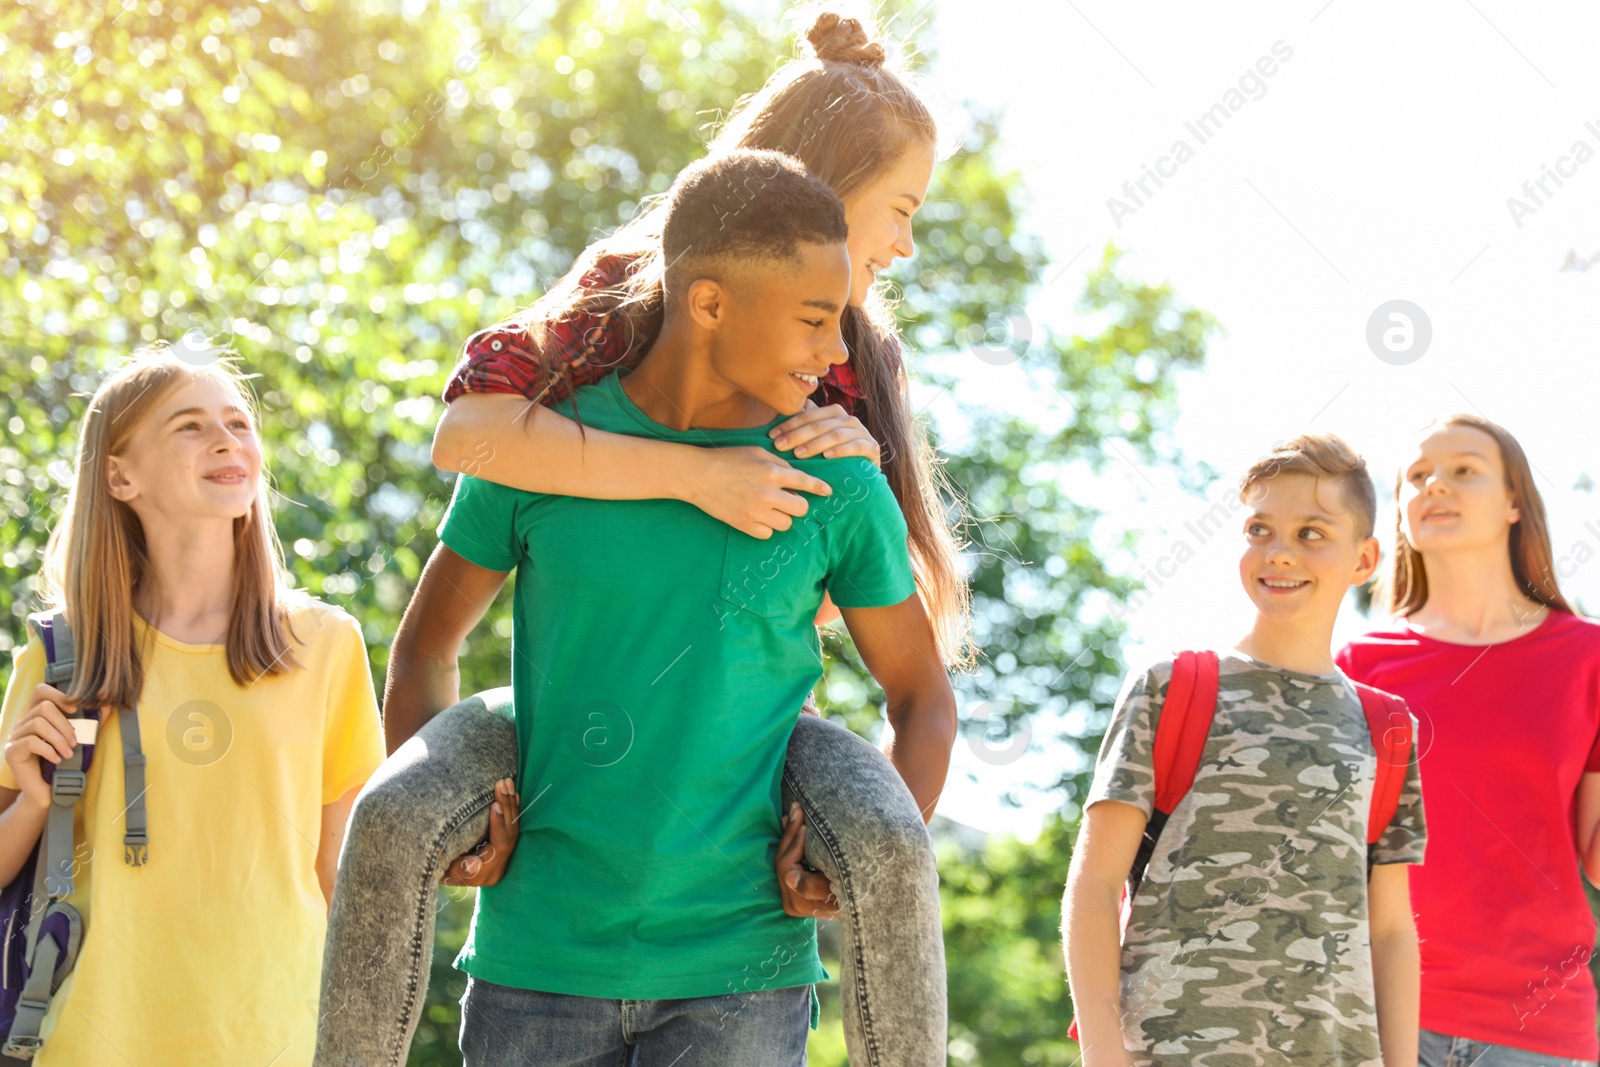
left=1419, top=1029, right=1598, bottom=1067
left=314, top=690, right=947, bottom=1067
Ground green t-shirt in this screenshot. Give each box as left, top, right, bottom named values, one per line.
left=438, top=371, right=917, bottom=999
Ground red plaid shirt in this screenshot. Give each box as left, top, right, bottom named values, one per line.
left=442, top=252, right=871, bottom=414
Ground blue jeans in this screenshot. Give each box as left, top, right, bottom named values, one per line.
left=1419, top=1029, right=1597, bottom=1067
left=459, top=977, right=810, bottom=1066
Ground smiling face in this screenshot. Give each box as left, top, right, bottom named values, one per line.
left=1238, top=472, right=1380, bottom=627
left=107, top=372, right=262, bottom=525
left=1398, top=423, right=1521, bottom=556
left=840, top=140, right=935, bottom=306
left=704, top=239, right=852, bottom=417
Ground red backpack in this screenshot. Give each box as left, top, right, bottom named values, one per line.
left=1066, top=650, right=1413, bottom=1042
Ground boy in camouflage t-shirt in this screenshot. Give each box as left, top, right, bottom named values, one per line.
left=1064, top=434, right=1427, bottom=1067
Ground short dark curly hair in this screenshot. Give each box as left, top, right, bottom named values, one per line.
left=660, top=149, right=848, bottom=301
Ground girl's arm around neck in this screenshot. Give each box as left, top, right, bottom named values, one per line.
left=432, top=393, right=702, bottom=500
left=432, top=393, right=838, bottom=540
left=837, top=595, right=956, bottom=822
left=1062, top=798, right=1144, bottom=1067
left=1368, top=863, right=1420, bottom=1067
left=382, top=544, right=510, bottom=755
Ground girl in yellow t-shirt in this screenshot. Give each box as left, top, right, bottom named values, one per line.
left=0, top=344, right=386, bottom=1067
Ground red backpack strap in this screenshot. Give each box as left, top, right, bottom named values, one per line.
left=1152, top=650, right=1221, bottom=814
left=1126, top=651, right=1221, bottom=901
left=1353, top=682, right=1411, bottom=845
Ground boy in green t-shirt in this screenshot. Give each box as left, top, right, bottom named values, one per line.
left=1063, top=434, right=1427, bottom=1066
left=389, top=150, right=956, bottom=1065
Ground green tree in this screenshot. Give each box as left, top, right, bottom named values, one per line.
left=940, top=815, right=1077, bottom=1066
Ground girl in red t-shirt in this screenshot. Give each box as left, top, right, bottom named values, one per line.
left=1338, top=413, right=1600, bottom=1066
left=317, top=12, right=970, bottom=1067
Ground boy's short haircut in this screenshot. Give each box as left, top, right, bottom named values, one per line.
left=1239, top=433, right=1377, bottom=540
left=660, top=149, right=848, bottom=300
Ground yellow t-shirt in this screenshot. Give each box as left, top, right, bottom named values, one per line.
left=0, top=598, right=386, bottom=1067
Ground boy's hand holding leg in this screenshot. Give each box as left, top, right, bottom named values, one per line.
left=443, top=778, right=522, bottom=887
left=1063, top=798, right=1148, bottom=1067
left=1369, top=863, right=1420, bottom=1067
left=775, top=804, right=839, bottom=919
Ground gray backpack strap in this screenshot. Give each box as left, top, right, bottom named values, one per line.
left=21, top=613, right=87, bottom=899
left=5, top=901, right=80, bottom=1058
left=25, top=611, right=148, bottom=868
left=118, top=709, right=147, bottom=867
left=39, top=747, right=84, bottom=901
left=6, top=822, right=57, bottom=1057
left=7, top=613, right=91, bottom=1058
left=37, top=613, right=73, bottom=689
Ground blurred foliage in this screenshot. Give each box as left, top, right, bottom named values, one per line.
left=940, top=815, right=1077, bottom=1066
left=0, top=0, right=1219, bottom=1063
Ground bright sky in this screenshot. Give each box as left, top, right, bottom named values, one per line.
left=921, top=0, right=1600, bottom=840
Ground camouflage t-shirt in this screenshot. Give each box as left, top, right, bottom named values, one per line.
left=1086, top=651, right=1427, bottom=1067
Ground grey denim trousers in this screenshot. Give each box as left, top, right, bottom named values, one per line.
left=314, top=690, right=947, bottom=1067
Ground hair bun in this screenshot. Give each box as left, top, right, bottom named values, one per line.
left=805, top=11, right=887, bottom=68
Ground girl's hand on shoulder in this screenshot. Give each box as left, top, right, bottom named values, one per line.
left=771, top=401, right=881, bottom=468
left=4, top=684, right=80, bottom=811
left=685, top=446, right=834, bottom=541
left=443, top=779, right=520, bottom=887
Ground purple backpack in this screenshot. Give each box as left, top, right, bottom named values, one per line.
left=0, top=612, right=147, bottom=1058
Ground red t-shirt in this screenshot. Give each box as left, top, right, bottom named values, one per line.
left=1337, top=610, right=1600, bottom=1059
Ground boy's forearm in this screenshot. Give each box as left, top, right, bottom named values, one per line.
left=381, top=639, right=463, bottom=755
left=880, top=690, right=957, bottom=822
left=382, top=544, right=512, bottom=755
left=433, top=395, right=701, bottom=501
left=1372, top=927, right=1420, bottom=1066
left=1063, top=877, right=1133, bottom=1067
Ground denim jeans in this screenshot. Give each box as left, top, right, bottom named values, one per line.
left=458, top=976, right=810, bottom=1067
left=1419, top=1029, right=1598, bottom=1067
left=314, top=690, right=946, bottom=1067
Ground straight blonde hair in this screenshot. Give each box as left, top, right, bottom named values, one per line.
left=40, top=344, right=301, bottom=710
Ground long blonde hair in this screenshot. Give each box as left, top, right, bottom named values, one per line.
left=508, top=10, right=973, bottom=666
left=40, top=344, right=301, bottom=710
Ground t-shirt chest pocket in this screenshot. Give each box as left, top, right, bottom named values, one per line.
left=719, top=524, right=828, bottom=621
